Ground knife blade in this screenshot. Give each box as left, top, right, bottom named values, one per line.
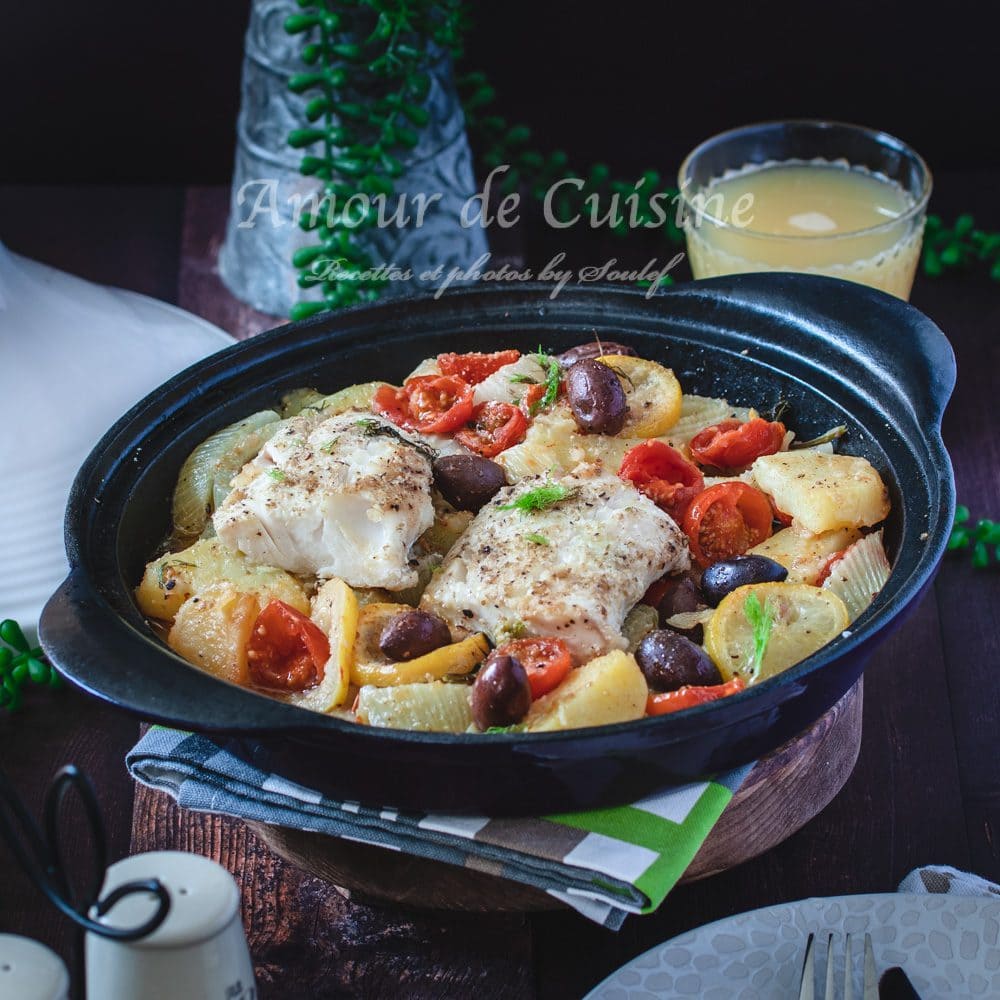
left=878, top=966, right=922, bottom=999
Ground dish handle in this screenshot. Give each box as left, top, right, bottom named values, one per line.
left=38, top=570, right=301, bottom=734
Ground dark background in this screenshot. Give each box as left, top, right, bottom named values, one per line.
left=1, top=1, right=995, bottom=185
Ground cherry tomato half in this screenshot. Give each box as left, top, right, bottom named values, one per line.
left=689, top=418, right=786, bottom=471
left=646, top=676, right=745, bottom=716
left=247, top=600, right=329, bottom=692
left=373, top=374, right=474, bottom=435
left=682, top=482, right=774, bottom=568
left=455, top=401, right=528, bottom=457
left=619, top=439, right=705, bottom=523
left=494, top=637, right=572, bottom=699
left=437, top=350, right=520, bottom=384
left=815, top=550, right=847, bottom=586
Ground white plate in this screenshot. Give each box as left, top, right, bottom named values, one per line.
left=585, top=893, right=1000, bottom=999
left=0, top=245, right=235, bottom=632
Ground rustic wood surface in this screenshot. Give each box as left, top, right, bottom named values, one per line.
left=247, top=682, right=862, bottom=912
left=1, top=176, right=998, bottom=999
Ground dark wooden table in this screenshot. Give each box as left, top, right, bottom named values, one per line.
left=1, top=177, right=998, bottom=999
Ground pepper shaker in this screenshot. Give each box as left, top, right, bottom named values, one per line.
left=0, top=934, right=70, bottom=1000
left=85, top=851, right=256, bottom=1000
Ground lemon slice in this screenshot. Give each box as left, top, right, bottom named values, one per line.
left=704, top=582, right=850, bottom=685
left=596, top=356, right=683, bottom=437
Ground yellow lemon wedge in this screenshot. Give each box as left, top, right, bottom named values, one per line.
left=704, top=582, right=850, bottom=685
left=596, top=355, right=683, bottom=437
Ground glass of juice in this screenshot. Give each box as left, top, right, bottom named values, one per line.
left=678, top=121, right=932, bottom=299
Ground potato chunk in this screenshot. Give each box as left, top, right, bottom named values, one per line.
left=748, top=525, right=861, bottom=585
left=136, top=538, right=309, bottom=623
left=526, top=650, right=648, bottom=732
left=167, top=583, right=259, bottom=685
left=752, top=452, right=890, bottom=535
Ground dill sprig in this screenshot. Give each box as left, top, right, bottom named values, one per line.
left=743, top=591, right=776, bottom=681
left=524, top=532, right=550, bottom=545
left=530, top=348, right=562, bottom=416
left=498, top=481, right=574, bottom=514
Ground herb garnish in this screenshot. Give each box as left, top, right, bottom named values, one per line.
left=531, top=347, right=562, bottom=415
left=509, top=373, right=538, bottom=385
left=320, top=438, right=338, bottom=454
left=524, top=532, right=550, bottom=545
left=484, top=723, right=527, bottom=734
left=791, top=425, right=848, bottom=450
left=156, top=559, right=195, bottom=589
left=744, top=591, right=776, bottom=681
left=267, top=468, right=286, bottom=482
left=356, top=417, right=436, bottom=461
left=498, top=481, right=574, bottom=514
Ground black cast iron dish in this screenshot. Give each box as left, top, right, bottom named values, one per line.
left=40, top=275, right=955, bottom=815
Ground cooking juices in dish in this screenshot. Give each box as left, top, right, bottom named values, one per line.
left=684, top=163, right=923, bottom=298
left=137, top=344, right=893, bottom=733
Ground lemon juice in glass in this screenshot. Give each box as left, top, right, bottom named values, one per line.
left=678, top=121, right=932, bottom=300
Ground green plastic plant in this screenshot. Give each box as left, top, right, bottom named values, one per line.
left=284, top=4, right=998, bottom=319
left=283, top=0, right=468, bottom=320
left=923, top=215, right=1000, bottom=281
left=0, top=620, right=60, bottom=713
left=949, top=505, right=1000, bottom=568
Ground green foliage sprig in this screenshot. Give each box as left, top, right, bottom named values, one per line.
left=923, top=215, right=1000, bottom=281
left=284, top=3, right=998, bottom=319
left=284, top=0, right=468, bottom=320
left=456, top=70, right=685, bottom=249
left=949, top=505, right=1000, bottom=568
left=0, top=620, right=60, bottom=713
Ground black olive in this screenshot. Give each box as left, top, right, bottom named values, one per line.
left=656, top=572, right=706, bottom=642
left=433, top=455, right=508, bottom=513
left=557, top=341, right=639, bottom=367
left=635, top=630, right=722, bottom=692
left=700, top=556, right=788, bottom=607
left=565, top=358, right=628, bottom=435
left=379, top=610, right=452, bottom=661
left=471, top=653, right=532, bottom=729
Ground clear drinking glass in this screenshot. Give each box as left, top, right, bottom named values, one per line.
left=678, top=120, right=932, bottom=300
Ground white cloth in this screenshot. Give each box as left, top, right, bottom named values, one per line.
left=899, top=864, right=1000, bottom=898
left=0, top=243, right=233, bottom=629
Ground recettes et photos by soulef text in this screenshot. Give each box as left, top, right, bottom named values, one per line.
left=136, top=342, right=892, bottom=734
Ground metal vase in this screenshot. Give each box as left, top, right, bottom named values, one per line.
left=218, top=0, right=488, bottom=317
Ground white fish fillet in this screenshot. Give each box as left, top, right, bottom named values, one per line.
left=420, top=468, right=690, bottom=662
left=213, top=412, right=434, bottom=589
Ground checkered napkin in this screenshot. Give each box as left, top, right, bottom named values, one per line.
left=126, top=728, right=751, bottom=928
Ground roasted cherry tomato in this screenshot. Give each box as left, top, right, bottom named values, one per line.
left=455, top=401, right=528, bottom=457
left=619, top=439, right=705, bottom=523
left=373, top=374, right=474, bottom=435
left=689, top=418, right=786, bottom=471
left=682, top=482, right=774, bottom=568
left=247, top=600, right=329, bottom=692
left=437, top=350, right=520, bottom=384
left=520, top=382, right=549, bottom=415
left=769, top=495, right=794, bottom=527
left=493, top=637, right=572, bottom=699
left=646, top=676, right=745, bottom=716
left=815, top=550, right=847, bottom=586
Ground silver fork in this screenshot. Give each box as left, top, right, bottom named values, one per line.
left=798, top=931, right=878, bottom=1000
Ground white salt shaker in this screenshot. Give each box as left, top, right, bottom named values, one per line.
left=0, top=934, right=70, bottom=1000
left=85, top=850, right=256, bottom=1000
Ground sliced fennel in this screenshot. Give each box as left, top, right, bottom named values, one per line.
left=171, top=410, right=280, bottom=542
left=822, top=529, right=891, bottom=623
left=356, top=682, right=473, bottom=732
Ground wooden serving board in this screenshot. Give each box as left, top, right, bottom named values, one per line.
left=248, top=679, right=863, bottom=913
